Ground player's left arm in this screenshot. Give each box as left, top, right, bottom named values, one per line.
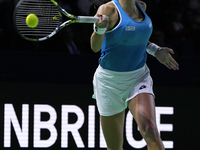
left=147, top=42, right=179, bottom=71
left=142, top=1, right=179, bottom=71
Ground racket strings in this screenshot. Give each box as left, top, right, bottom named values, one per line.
left=15, top=0, right=60, bottom=39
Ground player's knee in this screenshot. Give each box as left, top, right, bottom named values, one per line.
left=141, top=121, right=159, bottom=142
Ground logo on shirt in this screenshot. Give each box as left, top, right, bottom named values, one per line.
left=149, top=23, right=152, bottom=28
left=125, top=26, right=135, bottom=31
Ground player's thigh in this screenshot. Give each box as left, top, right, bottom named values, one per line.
left=128, top=93, right=157, bottom=134
left=100, top=110, right=125, bottom=149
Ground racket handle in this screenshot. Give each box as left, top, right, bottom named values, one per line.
left=77, top=16, right=99, bottom=23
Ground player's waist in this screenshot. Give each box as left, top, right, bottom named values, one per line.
left=96, top=63, right=150, bottom=85
left=99, top=55, right=147, bottom=72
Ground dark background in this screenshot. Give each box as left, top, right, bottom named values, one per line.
left=0, top=0, right=200, bottom=149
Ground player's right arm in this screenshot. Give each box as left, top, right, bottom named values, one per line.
left=90, top=3, right=115, bottom=53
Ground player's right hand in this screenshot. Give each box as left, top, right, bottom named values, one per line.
left=95, top=14, right=109, bottom=28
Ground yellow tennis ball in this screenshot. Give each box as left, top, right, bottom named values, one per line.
left=26, top=14, right=38, bottom=28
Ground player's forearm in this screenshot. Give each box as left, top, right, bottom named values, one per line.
left=90, top=32, right=105, bottom=53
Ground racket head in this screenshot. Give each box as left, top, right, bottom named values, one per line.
left=13, top=0, right=62, bottom=41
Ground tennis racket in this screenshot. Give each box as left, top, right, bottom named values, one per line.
left=13, top=0, right=99, bottom=41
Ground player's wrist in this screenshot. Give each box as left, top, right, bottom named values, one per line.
left=146, top=43, right=161, bottom=57
left=93, top=24, right=107, bottom=35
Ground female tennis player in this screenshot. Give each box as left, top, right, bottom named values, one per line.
left=91, top=0, right=179, bottom=150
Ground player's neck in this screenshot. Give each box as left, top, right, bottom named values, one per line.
left=119, top=0, right=137, bottom=14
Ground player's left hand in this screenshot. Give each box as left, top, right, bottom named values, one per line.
left=155, top=47, right=179, bottom=70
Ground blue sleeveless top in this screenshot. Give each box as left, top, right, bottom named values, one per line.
left=99, top=0, right=153, bottom=72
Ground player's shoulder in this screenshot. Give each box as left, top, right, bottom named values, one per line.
left=97, top=1, right=116, bottom=16
left=136, top=0, right=147, bottom=11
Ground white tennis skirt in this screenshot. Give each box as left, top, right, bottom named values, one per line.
left=92, top=64, right=154, bottom=116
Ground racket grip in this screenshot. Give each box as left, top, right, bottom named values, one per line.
left=77, top=16, right=99, bottom=23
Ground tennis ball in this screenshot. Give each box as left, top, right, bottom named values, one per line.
left=26, top=14, right=38, bottom=28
